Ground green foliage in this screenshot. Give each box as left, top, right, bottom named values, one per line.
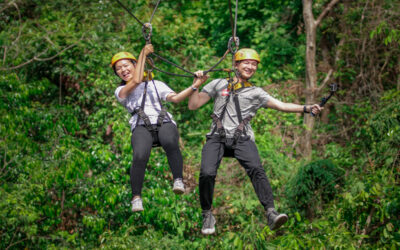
left=285, top=159, right=344, bottom=218
left=1, top=0, right=400, bottom=249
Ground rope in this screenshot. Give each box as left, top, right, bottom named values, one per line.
left=151, top=52, right=196, bottom=76
left=114, top=0, right=144, bottom=26
left=149, top=0, right=162, bottom=23
left=228, top=0, right=239, bottom=47
left=152, top=65, right=194, bottom=78
left=114, top=0, right=241, bottom=79
left=203, top=49, right=230, bottom=75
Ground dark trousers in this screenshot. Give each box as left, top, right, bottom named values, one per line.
left=199, top=135, right=275, bottom=211
left=130, top=123, right=183, bottom=196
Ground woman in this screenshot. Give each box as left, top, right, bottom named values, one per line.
left=112, top=44, right=206, bottom=212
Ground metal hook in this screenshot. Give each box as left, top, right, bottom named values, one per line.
left=228, top=36, right=240, bottom=54
left=142, top=23, right=153, bottom=42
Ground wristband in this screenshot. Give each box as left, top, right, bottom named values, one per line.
left=303, top=105, right=309, bottom=113
left=191, top=85, right=198, bottom=91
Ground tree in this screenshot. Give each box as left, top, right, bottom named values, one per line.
left=302, top=0, right=340, bottom=159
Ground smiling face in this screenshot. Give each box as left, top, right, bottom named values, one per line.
left=114, top=59, right=136, bottom=82
left=235, top=59, right=258, bottom=81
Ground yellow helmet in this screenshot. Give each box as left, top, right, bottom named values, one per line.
left=111, top=52, right=137, bottom=67
left=234, top=48, right=260, bottom=63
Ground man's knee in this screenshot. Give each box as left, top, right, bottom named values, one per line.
left=247, top=165, right=267, bottom=178
left=200, top=169, right=217, bottom=180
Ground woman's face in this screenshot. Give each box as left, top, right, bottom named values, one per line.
left=115, top=59, right=136, bottom=82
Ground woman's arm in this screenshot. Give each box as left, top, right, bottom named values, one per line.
left=188, top=71, right=211, bottom=110
left=133, top=44, right=153, bottom=84
left=167, top=71, right=210, bottom=104
left=118, top=44, right=153, bottom=99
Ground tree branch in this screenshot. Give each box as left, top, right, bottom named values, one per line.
left=315, top=0, right=340, bottom=27
left=317, top=68, right=334, bottom=94
left=0, top=43, right=77, bottom=71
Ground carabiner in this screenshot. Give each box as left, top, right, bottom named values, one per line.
left=228, top=36, right=240, bottom=54
left=142, top=23, right=153, bottom=43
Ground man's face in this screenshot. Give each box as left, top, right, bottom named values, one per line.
left=235, top=59, right=258, bottom=80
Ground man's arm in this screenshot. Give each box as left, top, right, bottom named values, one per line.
left=266, top=96, right=322, bottom=114
left=188, top=71, right=211, bottom=110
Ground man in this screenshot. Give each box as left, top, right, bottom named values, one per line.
left=188, top=48, right=322, bottom=235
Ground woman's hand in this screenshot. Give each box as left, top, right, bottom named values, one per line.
left=144, top=44, right=154, bottom=56
left=193, top=70, right=209, bottom=88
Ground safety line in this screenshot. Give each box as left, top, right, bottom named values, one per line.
left=114, top=0, right=144, bottom=26
left=151, top=52, right=196, bottom=76
left=114, top=0, right=241, bottom=78
left=149, top=0, right=162, bottom=23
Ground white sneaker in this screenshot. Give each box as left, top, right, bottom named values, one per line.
left=131, top=197, right=143, bottom=212
left=173, top=178, right=185, bottom=194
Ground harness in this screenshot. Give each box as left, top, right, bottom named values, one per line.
left=131, top=79, right=171, bottom=147
left=210, top=80, right=254, bottom=144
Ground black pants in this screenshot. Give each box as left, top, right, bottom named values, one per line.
left=130, top=123, right=183, bottom=196
left=199, top=135, right=275, bottom=211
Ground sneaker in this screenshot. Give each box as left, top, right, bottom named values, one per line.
left=201, top=210, right=216, bottom=235
left=173, top=178, right=185, bottom=194
left=131, top=197, right=144, bottom=212
left=266, top=208, right=288, bottom=230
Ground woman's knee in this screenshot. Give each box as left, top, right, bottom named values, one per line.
left=133, top=148, right=151, bottom=163
left=159, top=124, right=180, bottom=149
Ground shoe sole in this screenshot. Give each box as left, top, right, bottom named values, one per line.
left=173, top=188, right=185, bottom=194
left=270, top=214, right=288, bottom=230
left=132, top=208, right=144, bottom=212
left=201, top=227, right=215, bottom=235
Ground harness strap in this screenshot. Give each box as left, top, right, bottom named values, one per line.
left=233, top=115, right=253, bottom=142
left=211, top=113, right=226, bottom=138
left=210, top=79, right=254, bottom=142
left=131, top=82, right=153, bottom=131
left=210, top=80, right=231, bottom=136
left=152, top=79, right=171, bottom=126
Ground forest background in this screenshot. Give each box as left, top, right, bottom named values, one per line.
left=1, top=0, right=399, bottom=249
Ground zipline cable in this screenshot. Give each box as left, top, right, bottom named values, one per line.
left=149, top=0, right=162, bottom=23
left=151, top=52, right=195, bottom=77
left=227, top=0, right=240, bottom=85
left=114, top=0, right=144, bottom=26
left=114, top=0, right=241, bottom=78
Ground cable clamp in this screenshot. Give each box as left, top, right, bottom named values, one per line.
left=142, top=23, right=153, bottom=41
left=228, top=36, right=240, bottom=54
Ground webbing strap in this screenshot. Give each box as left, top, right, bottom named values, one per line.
left=233, top=92, right=253, bottom=141
left=152, top=79, right=171, bottom=126
left=133, top=82, right=151, bottom=128
left=131, top=80, right=171, bottom=131
left=211, top=113, right=226, bottom=138
left=210, top=80, right=253, bottom=142
left=210, top=79, right=231, bottom=136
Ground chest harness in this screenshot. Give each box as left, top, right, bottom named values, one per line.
left=210, top=80, right=254, bottom=144
left=130, top=79, right=171, bottom=147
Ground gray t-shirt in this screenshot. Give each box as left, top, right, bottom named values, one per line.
left=115, top=80, right=175, bottom=131
left=202, top=78, right=270, bottom=141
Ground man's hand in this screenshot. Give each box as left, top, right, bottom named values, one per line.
left=309, top=104, right=323, bottom=115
